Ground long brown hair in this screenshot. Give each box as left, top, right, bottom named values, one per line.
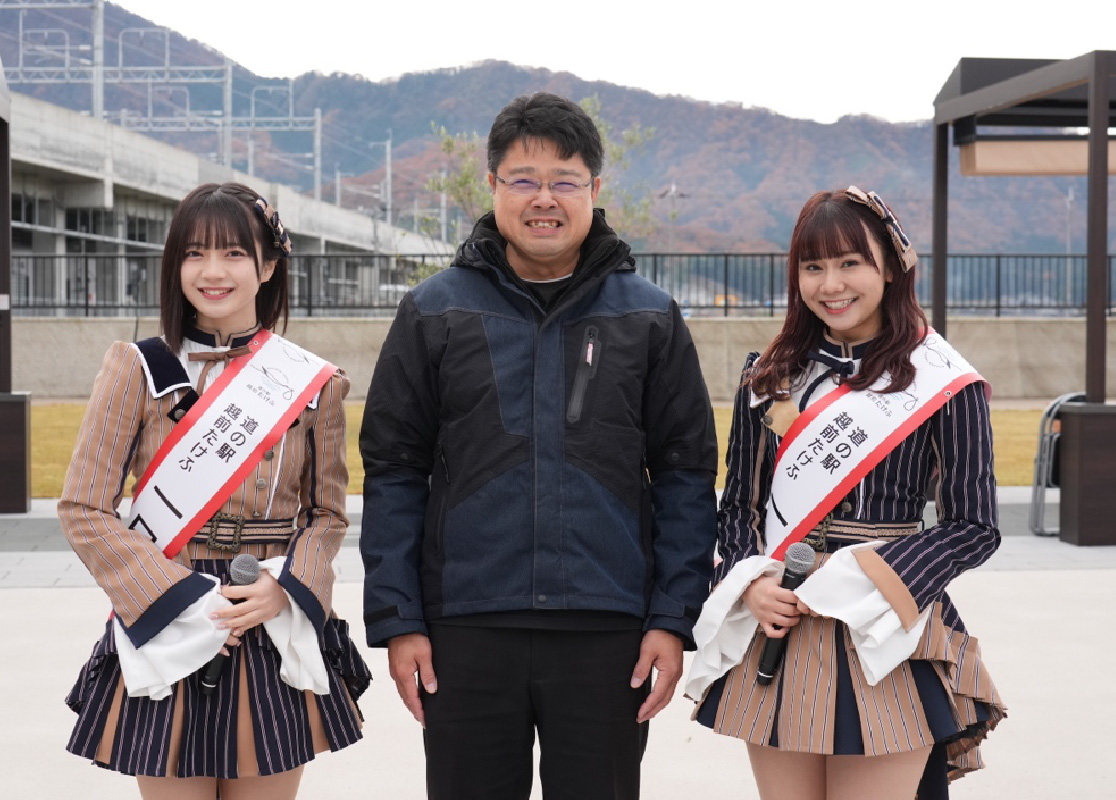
left=160, top=182, right=289, bottom=350
left=748, top=190, right=926, bottom=398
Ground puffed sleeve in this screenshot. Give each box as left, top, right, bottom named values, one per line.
left=713, top=359, right=773, bottom=583
left=59, top=342, right=212, bottom=647
left=276, top=369, right=351, bottom=633
left=849, top=380, right=999, bottom=616
left=794, top=380, right=1000, bottom=684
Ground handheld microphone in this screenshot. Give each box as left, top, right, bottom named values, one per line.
left=200, top=553, right=260, bottom=696
left=755, top=542, right=817, bottom=686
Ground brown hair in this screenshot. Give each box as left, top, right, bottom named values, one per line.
left=159, top=182, right=289, bottom=350
left=748, top=190, right=926, bottom=398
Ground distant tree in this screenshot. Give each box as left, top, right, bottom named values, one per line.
left=425, top=124, right=492, bottom=237
left=579, top=95, right=657, bottom=244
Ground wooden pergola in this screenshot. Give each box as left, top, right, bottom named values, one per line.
left=932, top=51, right=1115, bottom=545
left=932, top=50, right=1114, bottom=400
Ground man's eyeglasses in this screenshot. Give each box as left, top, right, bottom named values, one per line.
left=494, top=175, right=593, bottom=196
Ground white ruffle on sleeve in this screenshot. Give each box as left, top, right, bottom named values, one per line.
left=114, top=573, right=230, bottom=700
left=683, top=554, right=781, bottom=701
left=259, top=556, right=330, bottom=694
left=115, top=558, right=331, bottom=699
left=794, top=543, right=930, bottom=686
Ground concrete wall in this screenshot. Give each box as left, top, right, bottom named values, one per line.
left=13, top=317, right=1115, bottom=403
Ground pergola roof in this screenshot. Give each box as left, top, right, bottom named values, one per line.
left=931, top=51, right=1114, bottom=402
left=934, top=53, right=1116, bottom=128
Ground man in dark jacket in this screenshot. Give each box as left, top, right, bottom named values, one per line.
left=360, top=92, right=717, bottom=800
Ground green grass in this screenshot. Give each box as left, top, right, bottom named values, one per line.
left=32, top=402, right=1042, bottom=499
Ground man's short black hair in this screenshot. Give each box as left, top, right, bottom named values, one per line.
left=487, top=92, right=604, bottom=177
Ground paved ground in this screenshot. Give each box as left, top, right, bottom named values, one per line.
left=3, top=487, right=1114, bottom=798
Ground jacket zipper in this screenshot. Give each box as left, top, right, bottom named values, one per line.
left=566, top=326, right=599, bottom=424
left=434, top=443, right=450, bottom=552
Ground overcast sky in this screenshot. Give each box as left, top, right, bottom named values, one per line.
left=110, top=0, right=1113, bottom=124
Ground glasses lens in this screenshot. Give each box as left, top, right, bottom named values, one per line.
left=550, top=182, right=582, bottom=195
left=507, top=179, right=541, bottom=194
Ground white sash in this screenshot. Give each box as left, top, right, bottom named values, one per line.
left=128, top=330, right=336, bottom=557
left=764, top=331, right=985, bottom=559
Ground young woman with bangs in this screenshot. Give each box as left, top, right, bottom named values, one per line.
left=686, top=187, right=1006, bottom=799
left=60, top=182, right=369, bottom=800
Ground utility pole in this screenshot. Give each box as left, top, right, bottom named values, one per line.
left=439, top=169, right=447, bottom=243
left=385, top=130, right=392, bottom=225
left=657, top=182, right=689, bottom=252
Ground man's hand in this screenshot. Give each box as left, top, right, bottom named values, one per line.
left=387, top=633, right=437, bottom=727
left=630, top=629, right=684, bottom=723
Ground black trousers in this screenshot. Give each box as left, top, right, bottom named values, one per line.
left=422, top=624, right=649, bottom=800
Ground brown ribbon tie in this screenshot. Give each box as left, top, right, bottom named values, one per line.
left=187, top=345, right=252, bottom=393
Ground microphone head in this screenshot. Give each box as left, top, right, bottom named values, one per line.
left=228, top=553, right=261, bottom=586
left=783, top=542, right=817, bottom=578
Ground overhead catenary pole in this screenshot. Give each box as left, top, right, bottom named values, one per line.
left=222, top=58, right=232, bottom=167
left=92, top=0, right=103, bottom=119
left=313, top=107, right=321, bottom=201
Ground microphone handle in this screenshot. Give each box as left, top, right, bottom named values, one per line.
left=198, top=563, right=258, bottom=696
left=199, top=651, right=228, bottom=694
left=755, top=568, right=810, bottom=686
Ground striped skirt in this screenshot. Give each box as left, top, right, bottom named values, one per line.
left=64, top=563, right=371, bottom=778
left=695, top=597, right=1005, bottom=786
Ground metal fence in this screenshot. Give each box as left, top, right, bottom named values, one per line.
left=10, top=251, right=1116, bottom=317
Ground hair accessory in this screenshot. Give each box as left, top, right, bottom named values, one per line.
left=253, top=196, right=292, bottom=254
left=845, top=186, right=917, bottom=272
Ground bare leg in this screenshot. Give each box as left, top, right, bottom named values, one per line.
left=219, top=766, right=305, bottom=800
left=827, top=746, right=931, bottom=800
left=137, top=776, right=217, bottom=800
left=746, top=744, right=826, bottom=800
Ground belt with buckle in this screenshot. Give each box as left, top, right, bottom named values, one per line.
left=192, top=515, right=295, bottom=552
left=204, top=513, right=245, bottom=552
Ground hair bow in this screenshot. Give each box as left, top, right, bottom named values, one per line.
left=252, top=197, right=292, bottom=255
left=845, top=185, right=917, bottom=272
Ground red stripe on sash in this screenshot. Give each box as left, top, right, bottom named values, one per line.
left=134, top=330, right=275, bottom=497
left=770, top=372, right=981, bottom=560
left=158, top=361, right=335, bottom=559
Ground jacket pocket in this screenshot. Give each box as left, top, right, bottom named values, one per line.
left=566, top=326, right=600, bottom=424
left=428, top=442, right=451, bottom=554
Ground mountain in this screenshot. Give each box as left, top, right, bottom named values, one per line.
left=0, top=3, right=1102, bottom=253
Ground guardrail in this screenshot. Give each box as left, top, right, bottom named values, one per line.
left=10, top=251, right=1116, bottom=317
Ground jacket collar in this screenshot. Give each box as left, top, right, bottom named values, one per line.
left=456, top=208, right=634, bottom=282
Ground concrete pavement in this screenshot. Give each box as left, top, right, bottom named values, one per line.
left=2, top=488, right=1115, bottom=798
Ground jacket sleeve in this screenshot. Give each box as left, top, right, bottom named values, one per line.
left=359, top=294, right=439, bottom=646
left=851, top=381, right=1000, bottom=618
left=58, top=342, right=212, bottom=648
left=641, top=301, right=719, bottom=648
left=713, top=359, right=772, bottom=584
left=278, top=369, right=351, bottom=633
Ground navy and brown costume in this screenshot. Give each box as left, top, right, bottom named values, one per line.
left=694, top=336, right=1006, bottom=793
left=61, top=328, right=370, bottom=778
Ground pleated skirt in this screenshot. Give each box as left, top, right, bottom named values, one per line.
left=695, top=601, right=1006, bottom=785
left=64, top=564, right=371, bottom=778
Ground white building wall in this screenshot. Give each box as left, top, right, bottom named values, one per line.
left=10, top=94, right=450, bottom=256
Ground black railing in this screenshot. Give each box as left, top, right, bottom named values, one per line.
left=10, top=251, right=1116, bottom=317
